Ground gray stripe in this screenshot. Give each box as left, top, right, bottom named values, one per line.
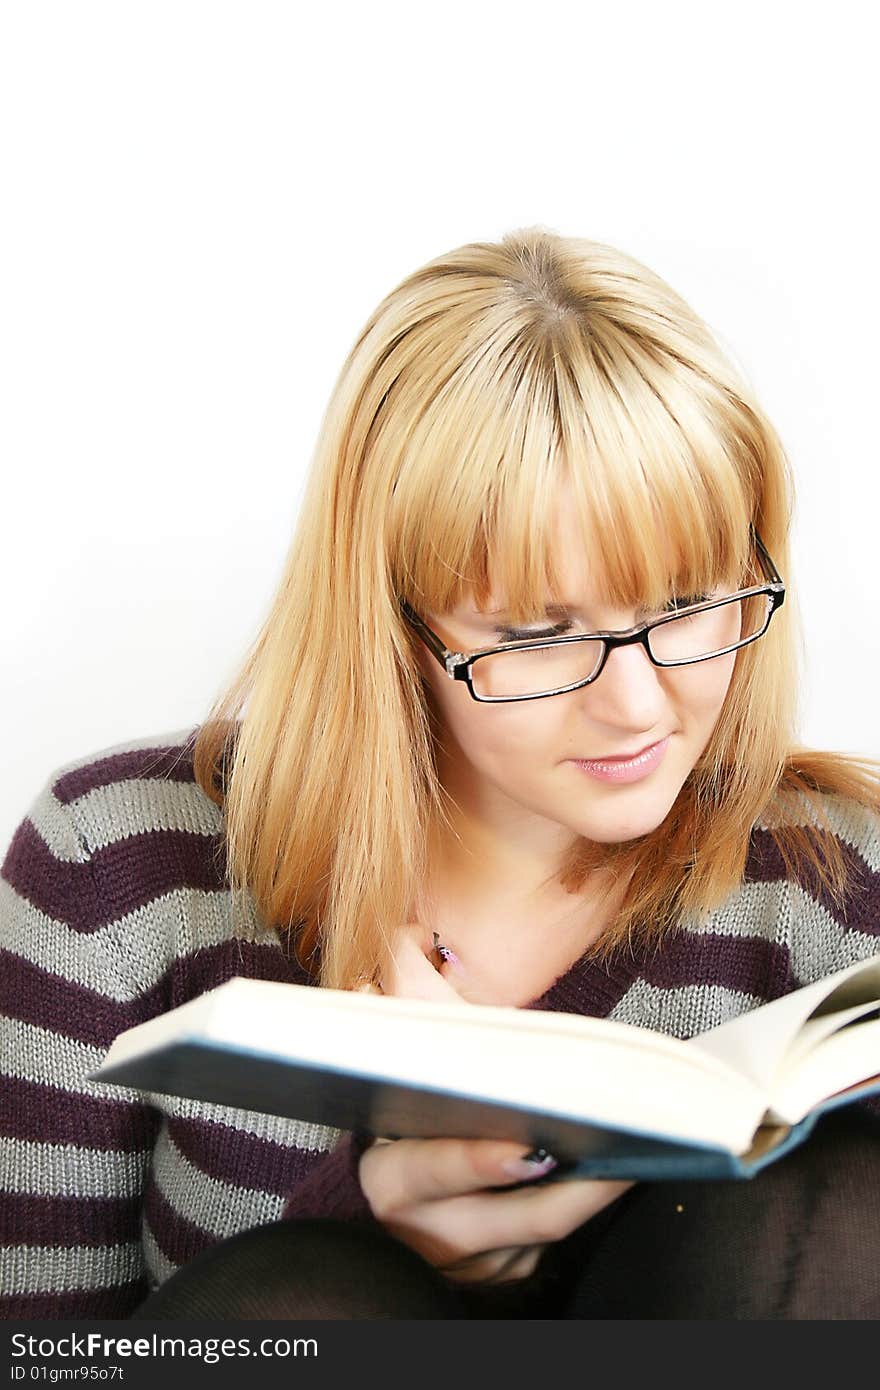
left=141, top=1222, right=177, bottom=1288
left=1, top=1011, right=345, bottom=1148
left=757, top=794, right=879, bottom=872
left=151, top=1126, right=285, bottom=1240
left=0, top=1136, right=150, bottom=1197
left=70, top=778, right=224, bottom=854
left=787, top=881, right=880, bottom=984
left=677, top=878, right=792, bottom=942
left=0, top=876, right=267, bottom=999
left=155, top=1093, right=343, bottom=1151
left=14, top=788, right=92, bottom=863
left=1, top=1241, right=144, bottom=1296
left=0, top=1016, right=143, bottom=1104
left=609, top=980, right=760, bottom=1036
left=16, top=727, right=198, bottom=863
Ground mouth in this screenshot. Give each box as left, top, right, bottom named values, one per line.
left=570, top=736, right=671, bottom=784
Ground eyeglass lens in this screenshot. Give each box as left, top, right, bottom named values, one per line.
left=470, top=593, right=770, bottom=699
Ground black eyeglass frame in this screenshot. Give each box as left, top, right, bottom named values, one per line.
left=397, top=524, right=786, bottom=703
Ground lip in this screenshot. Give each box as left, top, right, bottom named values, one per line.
left=570, top=736, right=671, bottom=785
left=577, top=737, right=668, bottom=763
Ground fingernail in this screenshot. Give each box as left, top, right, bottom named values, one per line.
left=432, top=934, right=464, bottom=973
left=438, top=944, right=464, bottom=971
left=501, top=1147, right=559, bottom=1179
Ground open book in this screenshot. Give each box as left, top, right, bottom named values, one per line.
left=90, top=956, right=880, bottom=1181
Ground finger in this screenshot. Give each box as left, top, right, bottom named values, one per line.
left=386, top=1174, right=635, bottom=1270
left=439, top=1243, right=545, bottom=1285
left=360, top=1134, right=562, bottom=1212
left=494, top=1174, right=636, bottom=1244
left=382, top=929, right=467, bottom=1002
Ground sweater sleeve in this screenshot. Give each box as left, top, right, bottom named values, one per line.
left=788, top=798, right=880, bottom=1122
left=280, top=1126, right=380, bottom=1225
left=0, top=796, right=160, bottom=1319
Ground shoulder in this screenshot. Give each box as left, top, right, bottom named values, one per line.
left=2, top=726, right=282, bottom=1001
left=39, top=724, right=223, bottom=852
left=7, top=724, right=226, bottom=901
left=745, top=789, right=880, bottom=983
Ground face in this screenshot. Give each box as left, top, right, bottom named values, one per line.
left=413, top=483, right=740, bottom=869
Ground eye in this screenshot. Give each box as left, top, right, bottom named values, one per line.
left=494, top=621, right=574, bottom=642
left=663, top=593, right=712, bottom=614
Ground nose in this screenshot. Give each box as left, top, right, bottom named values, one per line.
left=576, top=638, right=670, bottom=732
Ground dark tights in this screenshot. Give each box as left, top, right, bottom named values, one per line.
left=130, top=1106, right=880, bottom=1320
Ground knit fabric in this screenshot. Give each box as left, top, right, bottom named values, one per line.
left=1, top=725, right=878, bottom=1319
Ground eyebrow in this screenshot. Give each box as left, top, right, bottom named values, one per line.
left=473, top=591, right=714, bottom=621
left=474, top=602, right=584, bottom=619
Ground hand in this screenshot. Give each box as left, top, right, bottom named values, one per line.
left=357, top=923, right=469, bottom=1004
left=360, top=1134, right=634, bottom=1285
left=356, top=924, right=635, bottom=1285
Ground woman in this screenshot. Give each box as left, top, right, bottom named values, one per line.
left=2, top=228, right=878, bottom=1320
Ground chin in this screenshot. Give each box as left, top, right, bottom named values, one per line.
left=577, top=822, right=658, bottom=845
left=575, top=792, right=680, bottom=843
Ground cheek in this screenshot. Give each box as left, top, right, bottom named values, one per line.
left=673, top=653, right=737, bottom=724
left=462, top=707, right=556, bottom=761
left=428, top=677, right=556, bottom=761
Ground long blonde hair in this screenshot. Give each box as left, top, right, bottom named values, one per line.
left=192, top=227, right=880, bottom=990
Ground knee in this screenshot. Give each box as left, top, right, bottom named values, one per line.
left=131, top=1217, right=465, bottom=1320
left=561, top=1104, right=880, bottom=1319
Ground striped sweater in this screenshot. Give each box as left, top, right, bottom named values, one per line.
left=1, top=726, right=878, bottom=1319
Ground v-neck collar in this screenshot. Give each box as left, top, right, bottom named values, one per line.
left=523, top=934, right=649, bottom=1017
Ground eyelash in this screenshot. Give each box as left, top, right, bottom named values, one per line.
left=494, top=595, right=712, bottom=643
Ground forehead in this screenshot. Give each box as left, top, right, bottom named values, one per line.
left=476, top=479, right=660, bottom=614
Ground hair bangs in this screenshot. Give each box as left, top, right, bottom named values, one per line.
left=386, top=331, right=568, bottom=623
left=388, top=314, right=756, bottom=628
left=552, top=321, right=756, bottom=612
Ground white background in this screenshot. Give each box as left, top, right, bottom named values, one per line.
left=1, top=1, right=878, bottom=852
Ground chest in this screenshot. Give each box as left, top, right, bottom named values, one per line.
left=419, top=888, right=617, bottom=1008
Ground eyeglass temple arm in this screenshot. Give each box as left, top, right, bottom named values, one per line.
left=397, top=597, right=455, bottom=661
left=750, top=523, right=785, bottom=594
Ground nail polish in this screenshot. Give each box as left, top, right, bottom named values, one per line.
left=432, top=932, right=463, bottom=972
left=500, top=1147, right=559, bottom=1179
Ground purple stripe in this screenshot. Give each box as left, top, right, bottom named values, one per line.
left=161, top=936, right=311, bottom=1002
left=0, top=950, right=147, bottom=1047
left=746, top=825, right=880, bottom=937
left=531, top=924, right=790, bottom=1019
left=142, top=1176, right=217, bottom=1270
left=0, top=1073, right=159, bottom=1151
left=111, top=937, right=309, bottom=1035
left=743, top=825, right=795, bottom=883
left=531, top=944, right=640, bottom=1017
left=1, top=938, right=306, bottom=1081
left=2, top=821, right=230, bottom=931
left=0, top=1278, right=149, bottom=1319
left=1, top=819, right=102, bottom=930
left=88, top=827, right=231, bottom=919
left=639, top=929, right=792, bottom=999
left=166, top=1114, right=319, bottom=1198
left=53, top=731, right=201, bottom=803
left=535, top=820, right=879, bottom=1019
left=0, top=1190, right=142, bottom=1247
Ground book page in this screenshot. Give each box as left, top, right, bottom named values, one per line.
left=767, top=1016, right=880, bottom=1123
left=686, top=956, right=880, bottom=1092
left=782, top=999, right=880, bottom=1068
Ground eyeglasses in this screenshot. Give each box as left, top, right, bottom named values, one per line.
left=398, top=524, right=785, bottom=703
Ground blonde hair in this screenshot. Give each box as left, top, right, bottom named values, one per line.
left=192, top=227, right=880, bottom=990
